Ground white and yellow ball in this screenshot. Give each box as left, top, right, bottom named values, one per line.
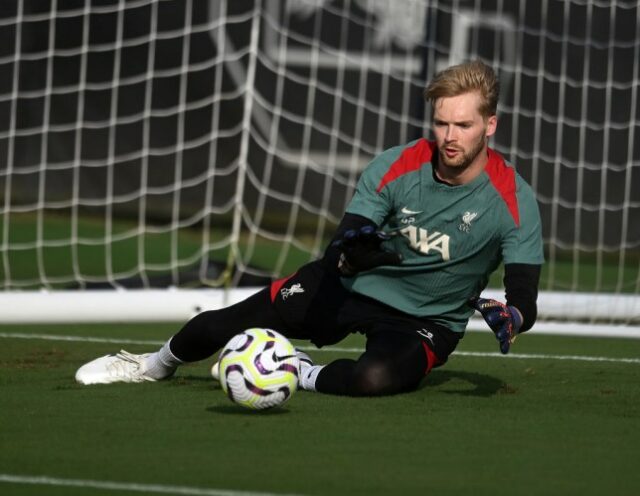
left=217, top=328, right=299, bottom=410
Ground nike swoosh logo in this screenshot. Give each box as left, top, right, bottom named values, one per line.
left=272, top=351, right=296, bottom=362
left=401, top=207, right=423, bottom=215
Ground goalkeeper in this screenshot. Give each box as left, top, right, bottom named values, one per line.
left=76, top=60, right=544, bottom=396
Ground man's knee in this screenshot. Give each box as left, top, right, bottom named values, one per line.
left=349, top=359, right=410, bottom=396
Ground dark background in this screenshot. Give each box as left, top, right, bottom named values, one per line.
left=0, top=0, right=638, bottom=258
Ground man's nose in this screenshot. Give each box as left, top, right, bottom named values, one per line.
left=445, top=126, right=457, bottom=142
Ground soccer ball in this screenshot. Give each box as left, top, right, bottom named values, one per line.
left=217, top=328, right=300, bottom=410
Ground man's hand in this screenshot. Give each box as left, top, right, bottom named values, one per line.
left=332, top=226, right=403, bottom=277
left=469, top=297, right=523, bottom=354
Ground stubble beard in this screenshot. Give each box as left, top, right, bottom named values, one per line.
left=439, top=133, right=487, bottom=171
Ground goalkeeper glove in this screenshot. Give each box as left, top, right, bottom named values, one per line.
left=332, top=225, right=403, bottom=277
left=469, top=297, right=523, bottom=354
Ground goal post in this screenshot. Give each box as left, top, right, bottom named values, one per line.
left=0, top=0, right=639, bottom=335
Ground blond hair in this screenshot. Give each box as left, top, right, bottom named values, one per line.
left=424, top=60, right=499, bottom=118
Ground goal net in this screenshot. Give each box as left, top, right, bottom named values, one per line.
left=0, top=0, right=638, bottom=334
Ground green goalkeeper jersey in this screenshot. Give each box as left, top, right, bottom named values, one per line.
left=341, top=138, right=544, bottom=333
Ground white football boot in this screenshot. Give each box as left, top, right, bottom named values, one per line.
left=75, top=350, right=156, bottom=385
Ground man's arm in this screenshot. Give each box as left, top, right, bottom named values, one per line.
left=503, top=263, right=541, bottom=333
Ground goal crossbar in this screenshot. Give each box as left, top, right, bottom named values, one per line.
left=1, top=289, right=638, bottom=339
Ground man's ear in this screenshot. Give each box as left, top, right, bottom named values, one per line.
left=485, top=115, right=498, bottom=137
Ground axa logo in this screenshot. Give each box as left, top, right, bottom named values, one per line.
left=280, top=283, right=305, bottom=300
left=400, top=225, right=450, bottom=261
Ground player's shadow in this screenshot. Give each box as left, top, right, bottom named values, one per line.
left=168, top=375, right=292, bottom=414
left=206, top=405, right=291, bottom=416
left=421, top=369, right=508, bottom=397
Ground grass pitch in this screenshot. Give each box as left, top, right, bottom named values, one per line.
left=1, top=324, right=639, bottom=496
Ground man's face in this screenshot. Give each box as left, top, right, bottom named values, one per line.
left=432, top=92, right=497, bottom=170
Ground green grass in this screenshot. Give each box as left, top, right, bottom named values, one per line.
left=1, top=325, right=639, bottom=496
left=1, top=213, right=639, bottom=494
left=0, top=213, right=319, bottom=288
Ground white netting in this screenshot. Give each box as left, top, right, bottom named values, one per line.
left=0, top=0, right=639, bottom=326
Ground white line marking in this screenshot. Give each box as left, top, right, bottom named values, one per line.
left=450, top=350, right=640, bottom=364
left=0, top=332, right=165, bottom=346
left=1, top=331, right=639, bottom=364
left=298, top=345, right=640, bottom=364
left=0, top=474, right=302, bottom=496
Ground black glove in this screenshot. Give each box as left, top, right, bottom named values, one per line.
left=332, top=225, right=403, bottom=277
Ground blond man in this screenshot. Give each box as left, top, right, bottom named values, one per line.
left=77, top=61, right=544, bottom=397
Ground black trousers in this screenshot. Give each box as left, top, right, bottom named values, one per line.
left=170, top=261, right=460, bottom=396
